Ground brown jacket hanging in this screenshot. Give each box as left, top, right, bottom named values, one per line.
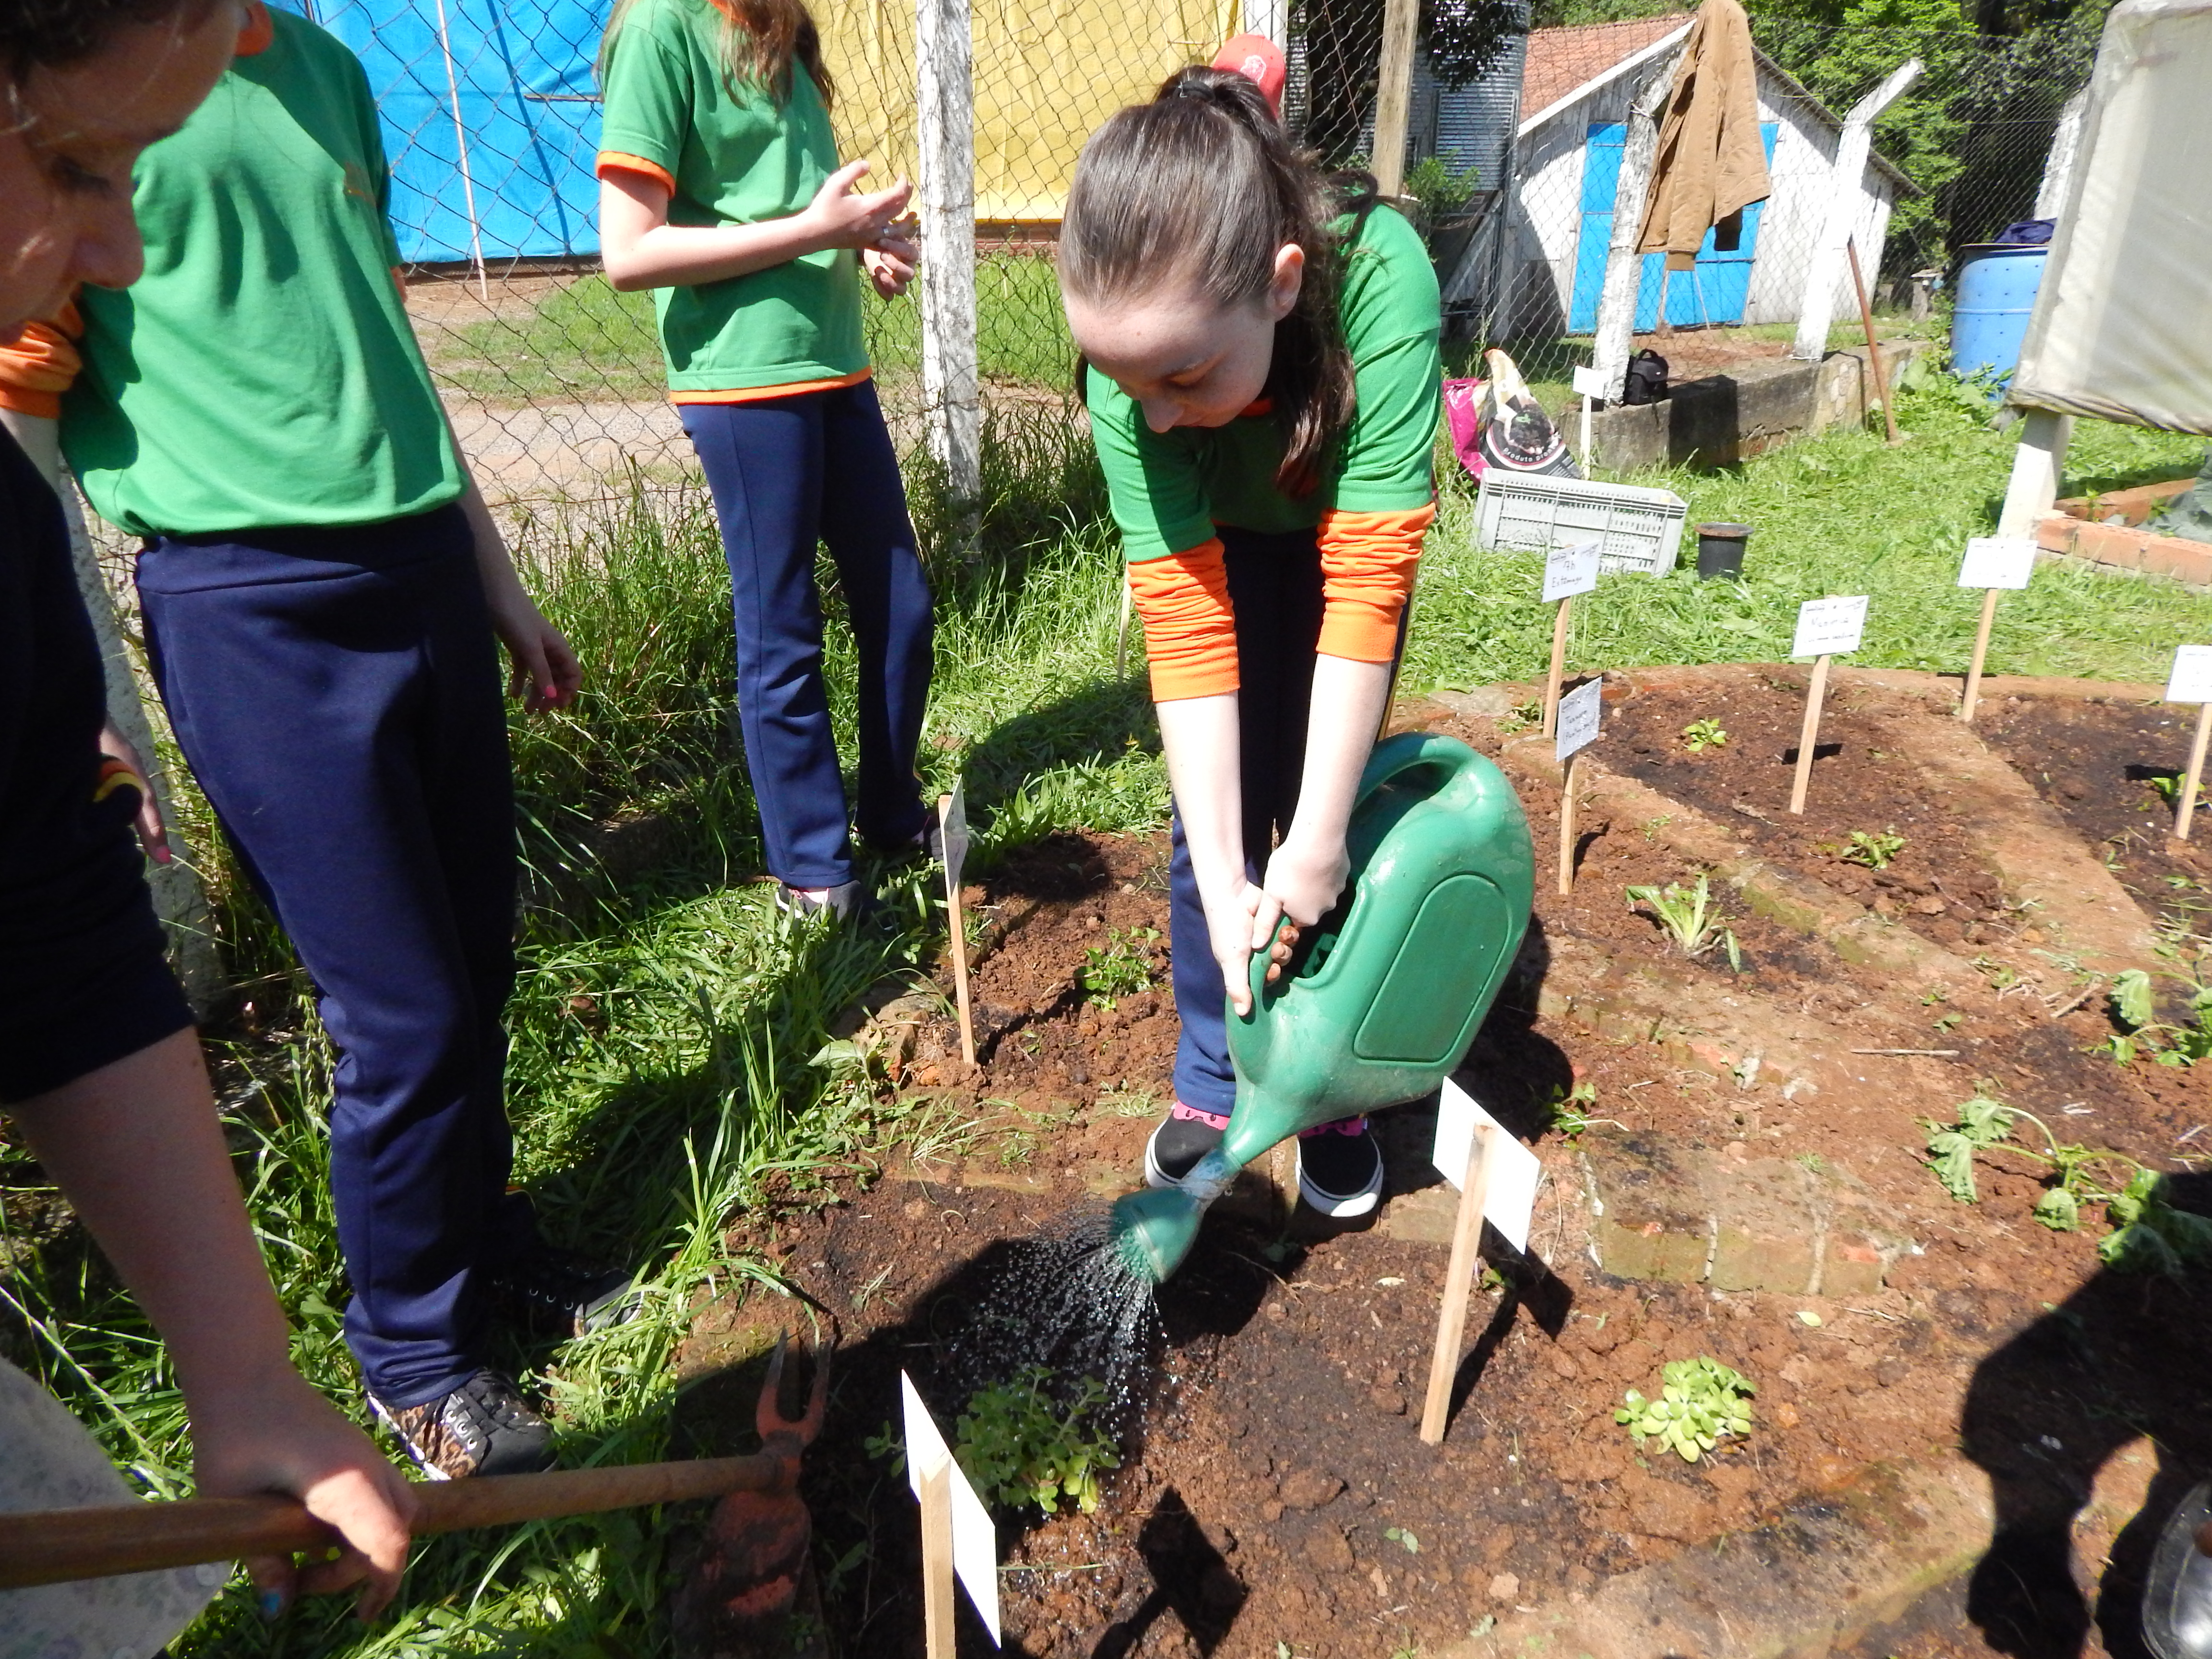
left=1635, top=0, right=1772, bottom=271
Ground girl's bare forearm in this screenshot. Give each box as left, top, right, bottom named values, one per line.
left=601, top=215, right=825, bottom=291
left=1157, top=693, right=1245, bottom=880
left=1284, top=655, right=1392, bottom=853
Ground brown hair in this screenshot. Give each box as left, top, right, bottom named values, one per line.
left=1, top=0, right=223, bottom=82
left=1061, top=65, right=1366, bottom=498
left=604, top=0, right=831, bottom=107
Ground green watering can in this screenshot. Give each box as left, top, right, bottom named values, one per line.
left=1111, top=732, right=1535, bottom=1282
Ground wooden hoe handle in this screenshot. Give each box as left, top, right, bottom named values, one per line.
left=0, top=1450, right=793, bottom=1590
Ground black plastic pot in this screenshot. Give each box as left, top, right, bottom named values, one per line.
left=1696, top=522, right=1753, bottom=579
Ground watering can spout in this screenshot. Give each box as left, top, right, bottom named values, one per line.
left=1109, top=1147, right=1240, bottom=1283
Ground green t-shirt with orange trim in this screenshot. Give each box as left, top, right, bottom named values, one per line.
left=1084, top=202, right=1442, bottom=560
left=42, top=7, right=463, bottom=537
left=596, top=0, right=868, bottom=396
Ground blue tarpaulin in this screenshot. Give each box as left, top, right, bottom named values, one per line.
left=302, top=0, right=608, bottom=263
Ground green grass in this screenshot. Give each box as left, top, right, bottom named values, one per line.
left=424, top=255, right=1076, bottom=408
left=1406, top=374, right=2212, bottom=694
left=5, top=360, right=2212, bottom=1656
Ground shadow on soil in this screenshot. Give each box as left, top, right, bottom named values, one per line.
left=1958, top=1171, right=2212, bottom=1659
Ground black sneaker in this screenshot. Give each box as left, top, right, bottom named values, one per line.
left=864, top=805, right=944, bottom=863
left=369, top=1369, right=555, bottom=1480
left=1144, top=1102, right=1231, bottom=1189
left=1295, top=1117, right=1383, bottom=1217
left=772, top=880, right=874, bottom=923
left=493, top=1246, right=642, bottom=1337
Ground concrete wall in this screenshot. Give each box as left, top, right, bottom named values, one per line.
left=1587, top=338, right=1926, bottom=471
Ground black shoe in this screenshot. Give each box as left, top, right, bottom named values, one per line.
left=772, top=880, right=874, bottom=922
left=369, top=1369, right=555, bottom=1480
left=1295, top=1117, right=1383, bottom=1217
left=1144, top=1103, right=1231, bottom=1188
left=864, top=805, right=944, bottom=863
left=492, top=1246, right=642, bottom=1337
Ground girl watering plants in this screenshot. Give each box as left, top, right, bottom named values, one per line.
left=1060, top=46, right=1443, bottom=1217
left=0, top=0, right=629, bottom=1482
left=596, top=0, right=935, bottom=923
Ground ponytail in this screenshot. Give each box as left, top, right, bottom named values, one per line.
left=1062, top=65, right=1360, bottom=498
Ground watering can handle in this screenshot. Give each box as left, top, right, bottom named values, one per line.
left=1243, top=732, right=1473, bottom=1008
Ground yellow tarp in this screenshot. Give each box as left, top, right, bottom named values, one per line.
left=815, top=0, right=1238, bottom=221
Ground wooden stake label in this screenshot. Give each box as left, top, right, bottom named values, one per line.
left=1542, top=540, right=1602, bottom=603
left=1431, top=1079, right=1542, bottom=1253
left=901, top=1373, right=1000, bottom=1646
left=939, top=782, right=976, bottom=1069
left=1791, top=595, right=1868, bottom=659
left=1958, top=537, right=2036, bottom=590
left=1555, top=678, right=1602, bottom=763
left=2166, top=645, right=2212, bottom=704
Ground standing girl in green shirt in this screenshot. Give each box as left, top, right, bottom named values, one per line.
left=1059, top=58, right=1442, bottom=1217
left=598, top=0, right=935, bottom=920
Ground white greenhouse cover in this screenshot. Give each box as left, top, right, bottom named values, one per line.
left=2011, top=0, right=2212, bottom=433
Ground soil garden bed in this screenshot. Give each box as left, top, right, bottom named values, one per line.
left=672, top=665, right=2212, bottom=1659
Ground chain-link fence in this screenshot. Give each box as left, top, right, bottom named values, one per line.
left=240, top=0, right=2098, bottom=521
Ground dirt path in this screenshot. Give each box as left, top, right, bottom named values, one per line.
left=669, top=665, right=2211, bottom=1659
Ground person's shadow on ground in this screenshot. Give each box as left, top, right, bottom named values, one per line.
left=1960, top=1172, right=2212, bottom=1659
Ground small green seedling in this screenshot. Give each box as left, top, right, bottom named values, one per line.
left=1615, top=1356, right=1754, bottom=1463
left=1839, top=829, right=1907, bottom=869
left=1081, top=926, right=1159, bottom=1010
left=1680, top=719, right=1729, bottom=753
left=2102, top=1168, right=2212, bottom=1273
left=1626, top=874, right=1742, bottom=968
left=2105, top=967, right=2212, bottom=1067
left=1544, top=1078, right=1609, bottom=1142
left=1383, top=1526, right=1420, bottom=1554
left=868, top=1364, right=1122, bottom=1515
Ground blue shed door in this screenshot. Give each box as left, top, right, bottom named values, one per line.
left=1566, top=121, right=1780, bottom=334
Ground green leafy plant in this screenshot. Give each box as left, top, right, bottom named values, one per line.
left=2102, top=1169, right=2212, bottom=1273
left=1402, top=154, right=1482, bottom=225
left=1543, top=1077, right=1609, bottom=1142
left=1615, top=1356, right=1754, bottom=1464
left=1383, top=1525, right=1420, bottom=1553
left=1921, top=1091, right=2203, bottom=1267
left=1680, top=719, right=1730, bottom=753
left=2105, top=966, right=2212, bottom=1067
left=1839, top=829, right=1907, bottom=869
left=868, top=1365, right=1122, bottom=1515
left=1626, top=874, right=1742, bottom=968
left=1080, top=926, right=1159, bottom=1010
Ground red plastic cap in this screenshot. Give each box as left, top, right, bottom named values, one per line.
left=1211, top=33, right=1287, bottom=118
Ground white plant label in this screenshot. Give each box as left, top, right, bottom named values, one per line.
left=1542, top=540, right=1601, bottom=603
left=2167, top=644, right=2212, bottom=704
left=1791, top=595, right=1869, bottom=659
left=939, top=780, right=971, bottom=895
left=1555, top=677, right=1602, bottom=763
left=901, top=1372, right=1001, bottom=1642
left=1431, top=1079, right=1542, bottom=1255
left=1572, top=364, right=1609, bottom=398
left=1957, top=536, right=2036, bottom=590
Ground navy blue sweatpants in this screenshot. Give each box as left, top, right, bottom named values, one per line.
left=682, top=379, right=934, bottom=889
left=137, top=505, right=525, bottom=1407
left=1166, top=526, right=1404, bottom=1117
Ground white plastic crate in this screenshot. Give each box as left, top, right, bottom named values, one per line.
left=1474, top=474, right=1690, bottom=576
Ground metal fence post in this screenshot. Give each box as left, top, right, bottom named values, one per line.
left=917, top=0, right=981, bottom=512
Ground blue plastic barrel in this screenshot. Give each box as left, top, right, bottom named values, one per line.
left=1950, top=243, right=2050, bottom=394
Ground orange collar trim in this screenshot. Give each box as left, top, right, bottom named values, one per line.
left=236, top=1, right=275, bottom=56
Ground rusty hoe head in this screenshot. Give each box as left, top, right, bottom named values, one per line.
left=670, top=1332, right=835, bottom=1659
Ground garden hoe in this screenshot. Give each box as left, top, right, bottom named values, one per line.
left=1110, top=732, right=1536, bottom=1283
left=0, top=1334, right=831, bottom=1655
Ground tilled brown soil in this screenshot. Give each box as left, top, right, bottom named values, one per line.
left=674, top=668, right=2212, bottom=1659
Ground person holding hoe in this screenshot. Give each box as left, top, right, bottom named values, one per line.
left=0, top=0, right=414, bottom=1643
left=1058, top=43, right=1442, bottom=1217
left=595, top=0, right=936, bottom=925
left=0, top=0, right=630, bottom=1483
